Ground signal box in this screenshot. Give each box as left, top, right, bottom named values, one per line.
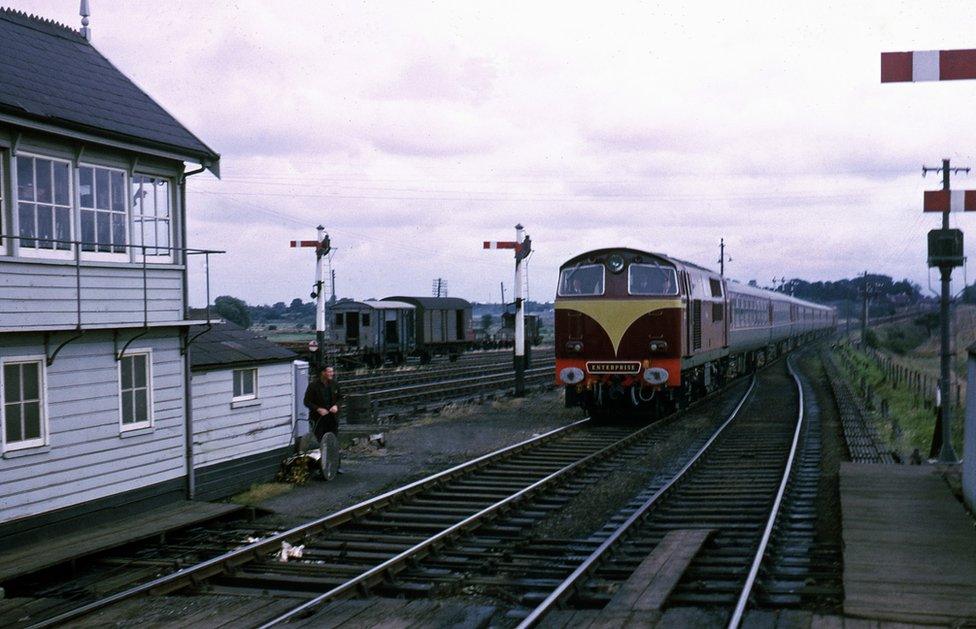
left=928, top=228, right=964, bottom=268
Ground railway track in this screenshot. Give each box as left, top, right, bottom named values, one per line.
left=13, top=367, right=751, bottom=628
left=365, top=366, right=555, bottom=415
left=11, top=417, right=599, bottom=628
left=8, top=356, right=837, bottom=628
left=511, top=355, right=823, bottom=627
left=332, top=355, right=830, bottom=628
left=340, top=348, right=554, bottom=394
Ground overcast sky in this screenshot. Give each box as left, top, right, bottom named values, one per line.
left=14, top=1, right=976, bottom=305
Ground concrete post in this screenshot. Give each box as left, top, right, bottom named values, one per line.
left=964, top=344, right=976, bottom=512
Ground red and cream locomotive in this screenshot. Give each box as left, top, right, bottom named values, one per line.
left=554, top=248, right=835, bottom=412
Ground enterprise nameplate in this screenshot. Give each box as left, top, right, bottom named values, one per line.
left=586, top=361, right=641, bottom=374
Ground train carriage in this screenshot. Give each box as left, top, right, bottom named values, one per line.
left=554, top=248, right=834, bottom=413
left=382, top=296, right=472, bottom=363
left=331, top=299, right=416, bottom=366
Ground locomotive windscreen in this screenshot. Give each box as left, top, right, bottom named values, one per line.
left=628, top=264, right=678, bottom=295
left=558, top=264, right=605, bottom=296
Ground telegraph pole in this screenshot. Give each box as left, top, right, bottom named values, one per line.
left=717, top=238, right=732, bottom=277
left=923, top=159, right=969, bottom=462
left=859, top=271, right=870, bottom=344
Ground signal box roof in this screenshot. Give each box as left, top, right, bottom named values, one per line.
left=0, top=9, right=220, bottom=173
left=189, top=322, right=296, bottom=371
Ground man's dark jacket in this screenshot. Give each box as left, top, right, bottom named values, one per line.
left=304, top=379, right=341, bottom=437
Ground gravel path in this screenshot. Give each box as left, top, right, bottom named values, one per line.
left=258, top=387, right=581, bottom=520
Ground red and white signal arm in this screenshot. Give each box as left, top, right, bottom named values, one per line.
left=483, top=241, right=519, bottom=250
left=924, top=190, right=976, bottom=213
left=308, top=340, right=319, bottom=352
left=882, top=49, right=976, bottom=83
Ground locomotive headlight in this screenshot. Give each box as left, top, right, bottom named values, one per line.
left=560, top=367, right=585, bottom=384
left=607, top=254, right=625, bottom=273
left=643, top=367, right=669, bottom=385
left=565, top=340, right=584, bottom=353
left=648, top=340, right=668, bottom=352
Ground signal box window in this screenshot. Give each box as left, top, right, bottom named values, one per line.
left=17, top=155, right=71, bottom=254
left=79, top=165, right=127, bottom=255
left=335, top=313, right=344, bottom=326
left=629, top=264, right=678, bottom=296
left=233, top=368, right=257, bottom=401
left=119, top=352, right=153, bottom=431
left=2, top=358, right=47, bottom=451
left=131, top=175, right=171, bottom=259
left=558, top=264, right=605, bottom=296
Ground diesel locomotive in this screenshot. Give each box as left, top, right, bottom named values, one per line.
left=554, top=248, right=835, bottom=412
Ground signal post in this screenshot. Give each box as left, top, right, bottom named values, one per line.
left=881, top=49, right=976, bottom=465
left=290, top=226, right=332, bottom=373
left=484, top=225, right=532, bottom=397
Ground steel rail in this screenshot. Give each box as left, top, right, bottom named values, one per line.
left=370, top=365, right=553, bottom=397
left=516, top=374, right=759, bottom=629
left=342, top=349, right=555, bottom=385
left=26, top=418, right=589, bottom=629
left=343, top=362, right=555, bottom=396
left=258, top=407, right=687, bottom=628
left=374, top=368, right=553, bottom=410
left=726, top=355, right=806, bottom=629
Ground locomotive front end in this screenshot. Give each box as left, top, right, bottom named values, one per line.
left=554, top=249, right=684, bottom=412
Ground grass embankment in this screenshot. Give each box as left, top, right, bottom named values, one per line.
left=231, top=482, right=293, bottom=506
left=835, top=345, right=964, bottom=459
left=866, top=304, right=976, bottom=386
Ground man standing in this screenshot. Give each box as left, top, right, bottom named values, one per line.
left=303, top=365, right=342, bottom=478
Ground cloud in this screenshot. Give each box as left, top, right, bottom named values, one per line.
left=374, top=53, right=497, bottom=105
left=13, top=0, right=976, bottom=305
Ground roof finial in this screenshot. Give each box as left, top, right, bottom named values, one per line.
left=79, top=0, right=91, bottom=41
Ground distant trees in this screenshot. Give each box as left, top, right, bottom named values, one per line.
left=778, top=274, right=922, bottom=305
left=213, top=295, right=251, bottom=328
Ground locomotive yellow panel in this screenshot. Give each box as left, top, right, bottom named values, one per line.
left=554, top=298, right=682, bottom=355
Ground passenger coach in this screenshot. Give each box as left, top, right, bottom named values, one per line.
left=554, top=248, right=834, bottom=413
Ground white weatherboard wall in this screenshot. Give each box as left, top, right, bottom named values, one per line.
left=0, top=330, right=186, bottom=524
left=0, top=260, right=184, bottom=330
left=191, top=362, right=295, bottom=469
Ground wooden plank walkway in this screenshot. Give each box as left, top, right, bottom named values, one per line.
left=0, top=500, right=244, bottom=582
left=603, top=528, right=713, bottom=613
left=841, top=462, right=976, bottom=625
left=540, top=529, right=712, bottom=628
